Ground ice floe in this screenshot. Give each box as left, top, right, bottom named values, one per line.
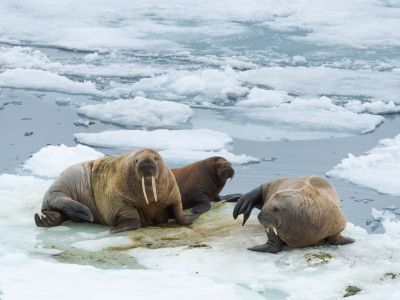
left=240, top=67, right=400, bottom=103
left=74, top=129, right=259, bottom=165
left=1, top=172, right=398, bottom=300
left=78, top=97, right=193, bottom=128
left=345, top=100, right=400, bottom=115
left=0, top=68, right=101, bottom=95
left=235, top=96, right=384, bottom=135
left=22, top=144, right=104, bottom=178
left=328, top=134, right=400, bottom=196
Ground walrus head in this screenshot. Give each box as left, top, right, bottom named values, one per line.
left=214, top=157, right=234, bottom=181
left=258, top=191, right=301, bottom=236
left=133, top=148, right=163, bottom=205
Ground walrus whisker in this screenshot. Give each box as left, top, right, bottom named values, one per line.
left=152, top=176, right=158, bottom=203
left=142, top=176, right=150, bottom=205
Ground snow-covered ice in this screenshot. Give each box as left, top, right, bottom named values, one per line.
left=74, top=129, right=259, bottom=165
left=75, top=129, right=232, bottom=151
left=328, top=134, right=400, bottom=196
left=0, top=174, right=399, bottom=300
left=78, top=97, right=193, bottom=128
left=22, top=144, right=104, bottom=178
left=0, top=68, right=102, bottom=96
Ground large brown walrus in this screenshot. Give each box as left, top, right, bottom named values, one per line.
left=34, top=148, right=199, bottom=233
left=233, top=176, right=354, bottom=253
left=171, top=157, right=234, bottom=214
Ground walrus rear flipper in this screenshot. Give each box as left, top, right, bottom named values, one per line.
left=216, top=193, right=243, bottom=203
left=49, top=197, right=94, bottom=223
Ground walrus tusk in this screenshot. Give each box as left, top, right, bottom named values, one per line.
left=152, top=176, right=158, bottom=203
left=272, top=226, right=278, bottom=236
left=142, top=176, right=149, bottom=205
left=266, top=227, right=270, bottom=233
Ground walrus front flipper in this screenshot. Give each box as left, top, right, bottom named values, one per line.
left=49, top=197, right=94, bottom=223
left=327, top=233, right=355, bottom=245
left=233, top=185, right=263, bottom=226
left=217, top=193, right=243, bottom=203
left=171, top=202, right=200, bottom=225
left=248, top=231, right=284, bottom=254
left=110, top=207, right=141, bottom=234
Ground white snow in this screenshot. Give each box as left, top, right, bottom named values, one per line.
left=22, top=144, right=104, bottom=178
left=236, top=88, right=292, bottom=107
left=78, top=97, right=193, bottom=128
left=0, top=68, right=102, bottom=95
left=328, top=134, right=400, bottom=196
left=74, top=129, right=258, bottom=165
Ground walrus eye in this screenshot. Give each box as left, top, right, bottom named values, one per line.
left=273, top=207, right=279, bottom=212
left=135, top=159, right=138, bottom=163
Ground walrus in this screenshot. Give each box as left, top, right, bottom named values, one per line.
left=233, top=176, right=354, bottom=253
left=34, top=148, right=199, bottom=233
left=171, top=157, right=234, bottom=214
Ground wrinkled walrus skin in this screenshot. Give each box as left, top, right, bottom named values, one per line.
left=34, top=148, right=199, bottom=233
left=233, top=176, right=354, bottom=253
left=172, top=157, right=234, bottom=214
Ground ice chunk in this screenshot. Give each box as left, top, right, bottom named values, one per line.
left=0, top=68, right=102, bottom=95
left=236, top=96, right=384, bottom=135
left=75, top=129, right=232, bottom=151
left=328, top=134, right=400, bottom=195
left=345, top=100, right=400, bottom=115
left=236, top=88, right=292, bottom=107
left=78, top=97, right=193, bottom=128
left=240, top=67, right=400, bottom=103
left=23, top=144, right=104, bottom=178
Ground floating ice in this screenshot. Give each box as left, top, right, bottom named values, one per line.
left=0, top=68, right=101, bottom=95
left=127, top=67, right=248, bottom=105
left=78, top=97, right=193, bottom=128
left=23, top=144, right=104, bottom=178
left=74, top=129, right=258, bottom=165
left=159, top=149, right=260, bottom=165
left=345, top=100, right=400, bottom=115
left=240, top=67, right=400, bottom=103
left=328, top=134, right=400, bottom=196
left=75, top=129, right=232, bottom=151
left=236, top=88, right=292, bottom=107
left=0, top=46, right=166, bottom=78
left=235, top=96, right=384, bottom=135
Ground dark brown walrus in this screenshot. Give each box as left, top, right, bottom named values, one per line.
left=34, top=148, right=199, bottom=233
left=171, top=157, right=234, bottom=214
left=233, top=176, right=354, bottom=253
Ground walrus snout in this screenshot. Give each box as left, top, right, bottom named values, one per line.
left=217, top=163, right=235, bottom=180
left=137, top=159, right=157, bottom=177
left=258, top=213, right=279, bottom=235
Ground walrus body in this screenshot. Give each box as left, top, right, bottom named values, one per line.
left=172, top=157, right=234, bottom=214
left=233, top=176, right=354, bottom=253
left=35, top=148, right=198, bottom=233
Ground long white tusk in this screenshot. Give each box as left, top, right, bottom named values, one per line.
left=142, top=176, right=149, bottom=205
left=273, top=227, right=278, bottom=236
left=266, top=227, right=270, bottom=233
left=152, top=176, right=158, bottom=203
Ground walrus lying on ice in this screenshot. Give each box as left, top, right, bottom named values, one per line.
left=172, top=157, right=234, bottom=214
left=34, top=148, right=199, bottom=233
left=233, top=176, right=354, bottom=253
